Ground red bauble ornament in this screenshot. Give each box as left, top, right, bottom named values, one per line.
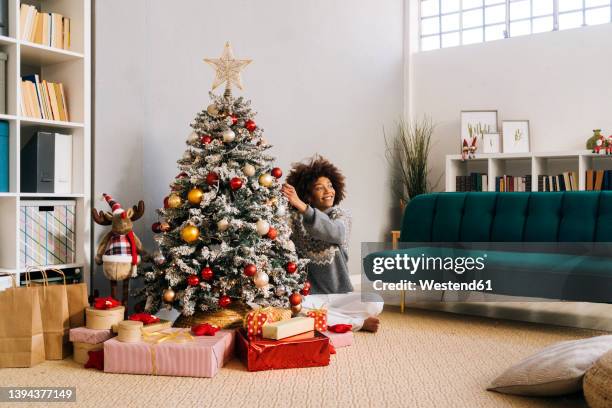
left=219, top=295, right=231, bottom=308
left=151, top=222, right=162, bottom=233
left=176, top=172, right=188, bottom=179
left=163, top=196, right=169, bottom=208
left=201, top=266, right=214, bottom=281
left=286, top=262, right=297, bottom=274
left=243, top=264, right=257, bottom=277
left=245, top=119, right=257, bottom=132
left=289, top=292, right=302, bottom=306
left=300, top=287, right=310, bottom=296
left=201, top=135, right=212, bottom=144
left=271, top=167, right=283, bottom=179
left=230, top=177, right=243, bottom=190
left=186, top=275, right=200, bottom=287
left=303, top=281, right=312, bottom=290
left=266, top=227, right=278, bottom=240
left=206, top=172, right=219, bottom=186
left=230, top=115, right=238, bottom=125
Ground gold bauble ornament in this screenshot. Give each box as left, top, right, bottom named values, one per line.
left=291, top=304, right=302, bottom=315
left=258, top=173, right=274, bottom=187
left=242, top=164, right=256, bottom=177
left=207, top=104, right=220, bottom=117
left=181, top=225, right=200, bottom=243
left=187, top=131, right=199, bottom=143
left=267, top=197, right=278, bottom=206
left=163, top=288, right=176, bottom=303
left=167, top=194, right=182, bottom=208
left=217, top=218, right=230, bottom=232
left=187, top=187, right=204, bottom=205
left=222, top=128, right=236, bottom=143
left=253, top=271, right=269, bottom=288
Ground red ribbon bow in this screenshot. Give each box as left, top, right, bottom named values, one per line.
left=129, top=313, right=160, bottom=325
left=191, top=323, right=220, bottom=336
left=328, top=324, right=352, bottom=333
left=93, top=297, right=121, bottom=310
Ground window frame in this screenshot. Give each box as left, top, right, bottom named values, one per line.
left=419, top=0, right=612, bottom=51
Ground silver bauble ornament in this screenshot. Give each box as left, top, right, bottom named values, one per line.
left=253, top=271, right=269, bottom=288
left=217, top=218, right=229, bottom=232
left=242, top=164, right=256, bottom=177
left=256, top=219, right=270, bottom=236
left=275, top=286, right=287, bottom=297
left=153, top=251, right=166, bottom=266
left=207, top=104, right=220, bottom=117
left=222, top=128, right=236, bottom=143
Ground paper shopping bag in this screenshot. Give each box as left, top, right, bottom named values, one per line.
left=48, top=269, right=89, bottom=328
left=31, top=268, right=71, bottom=360
left=0, top=273, right=45, bottom=367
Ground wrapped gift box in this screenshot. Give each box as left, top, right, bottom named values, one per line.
left=86, top=306, right=125, bottom=330
left=236, top=328, right=330, bottom=372
left=323, top=330, right=353, bottom=348
left=261, top=317, right=314, bottom=340
left=69, top=327, right=114, bottom=344
left=104, top=329, right=234, bottom=378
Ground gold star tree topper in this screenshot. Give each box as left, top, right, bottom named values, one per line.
left=204, top=42, right=252, bottom=91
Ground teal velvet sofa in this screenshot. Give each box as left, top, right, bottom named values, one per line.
left=363, top=191, right=612, bottom=303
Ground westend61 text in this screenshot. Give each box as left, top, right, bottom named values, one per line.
left=372, top=279, right=493, bottom=291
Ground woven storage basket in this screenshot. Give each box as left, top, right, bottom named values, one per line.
left=584, top=349, right=612, bottom=408
left=173, top=302, right=251, bottom=329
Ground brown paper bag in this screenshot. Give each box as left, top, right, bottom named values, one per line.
left=0, top=273, right=46, bottom=367
left=30, top=268, right=71, bottom=360
left=48, top=269, right=89, bottom=328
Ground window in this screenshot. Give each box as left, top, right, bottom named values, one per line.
left=420, top=0, right=612, bottom=51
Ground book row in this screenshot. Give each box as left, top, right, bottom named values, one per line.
left=20, top=3, right=71, bottom=50
left=538, top=172, right=578, bottom=192
left=456, top=173, right=489, bottom=192
left=21, top=75, right=69, bottom=122
left=495, top=175, right=532, bottom=192
left=585, top=170, right=612, bottom=191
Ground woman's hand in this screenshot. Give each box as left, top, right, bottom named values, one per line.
left=282, top=183, right=308, bottom=213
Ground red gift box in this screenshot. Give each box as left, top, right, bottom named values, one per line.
left=235, top=328, right=330, bottom=372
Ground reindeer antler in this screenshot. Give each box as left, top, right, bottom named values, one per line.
left=130, top=200, right=145, bottom=222
left=92, top=208, right=112, bottom=226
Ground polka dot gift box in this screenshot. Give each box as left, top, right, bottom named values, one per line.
left=306, top=308, right=327, bottom=332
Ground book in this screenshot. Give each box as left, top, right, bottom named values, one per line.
left=47, top=81, right=60, bottom=120
left=62, top=17, right=70, bottom=50
left=595, top=170, right=604, bottom=191
left=482, top=175, right=488, bottom=192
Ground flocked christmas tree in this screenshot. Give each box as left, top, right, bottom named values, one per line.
left=138, top=42, right=309, bottom=317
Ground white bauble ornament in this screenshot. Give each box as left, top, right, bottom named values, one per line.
left=253, top=271, right=269, bottom=288
left=276, top=205, right=286, bottom=216
left=153, top=251, right=166, bottom=266
left=217, top=218, right=229, bottom=232
left=222, top=129, right=236, bottom=143
left=242, top=164, right=256, bottom=177
left=256, top=219, right=270, bottom=236
left=187, top=131, right=199, bottom=143
left=207, top=104, right=220, bottom=117
left=258, top=173, right=274, bottom=187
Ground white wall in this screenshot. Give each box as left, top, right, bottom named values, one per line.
left=94, top=0, right=404, bottom=283
left=411, top=24, right=612, bottom=189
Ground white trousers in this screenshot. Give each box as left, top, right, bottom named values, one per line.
left=301, top=292, right=384, bottom=331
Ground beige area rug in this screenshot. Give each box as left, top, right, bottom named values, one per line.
left=0, top=308, right=605, bottom=408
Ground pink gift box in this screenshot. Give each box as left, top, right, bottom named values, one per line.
left=323, top=330, right=353, bottom=348
left=104, top=328, right=234, bottom=378
left=69, top=327, right=114, bottom=344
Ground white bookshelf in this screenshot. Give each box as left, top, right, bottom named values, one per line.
left=446, top=151, right=612, bottom=192
left=0, top=0, right=90, bottom=289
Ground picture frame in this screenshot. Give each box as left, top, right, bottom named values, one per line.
left=460, top=110, right=498, bottom=154
left=482, top=133, right=500, bottom=154
left=502, top=120, right=530, bottom=153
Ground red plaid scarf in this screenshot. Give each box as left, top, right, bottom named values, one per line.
left=104, top=231, right=138, bottom=265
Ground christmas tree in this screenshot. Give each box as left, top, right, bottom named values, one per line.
left=138, top=43, right=309, bottom=317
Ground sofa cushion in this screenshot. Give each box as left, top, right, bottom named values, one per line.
left=460, top=193, right=497, bottom=242
left=596, top=192, right=612, bottom=242
left=431, top=193, right=466, bottom=242
left=559, top=192, right=598, bottom=242
left=399, top=194, right=438, bottom=242
left=524, top=193, right=563, bottom=242
left=490, top=193, right=530, bottom=242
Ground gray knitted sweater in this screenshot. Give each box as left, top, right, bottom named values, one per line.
left=289, top=206, right=354, bottom=294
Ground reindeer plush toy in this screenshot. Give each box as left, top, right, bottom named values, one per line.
left=92, top=193, right=145, bottom=305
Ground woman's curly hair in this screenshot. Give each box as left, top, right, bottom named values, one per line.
left=285, top=155, right=346, bottom=206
